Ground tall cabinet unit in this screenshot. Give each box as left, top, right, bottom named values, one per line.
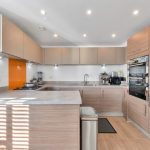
left=127, top=27, right=149, bottom=60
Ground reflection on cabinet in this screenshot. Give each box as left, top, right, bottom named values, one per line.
left=62, top=48, right=79, bottom=64
left=82, top=87, right=124, bottom=114
left=127, top=94, right=149, bottom=131
left=23, top=33, right=42, bottom=63
left=44, top=48, right=62, bottom=64
left=98, top=47, right=125, bottom=64
left=2, top=16, right=24, bottom=58
left=80, top=48, right=98, bottom=64
left=127, top=27, right=149, bottom=60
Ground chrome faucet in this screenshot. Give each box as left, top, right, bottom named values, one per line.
left=84, top=74, right=89, bottom=85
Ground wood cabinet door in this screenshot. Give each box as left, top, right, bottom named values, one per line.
left=80, top=48, right=98, bottom=64
left=98, top=47, right=125, bottom=64
left=2, top=17, right=23, bottom=58
left=44, top=48, right=62, bottom=64
left=23, top=33, right=42, bottom=63
left=127, top=27, right=149, bottom=59
left=82, top=87, right=101, bottom=111
left=127, top=94, right=149, bottom=131
left=99, top=88, right=124, bottom=113
left=62, top=48, right=79, bottom=64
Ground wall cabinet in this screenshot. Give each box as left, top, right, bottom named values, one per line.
left=44, top=48, right=62, bottom=64
left=62, top=48, right=79, bottom=64
left=23, top=33, right=42, bottom=63
left=0, top=15, right=42, bottom=63
left=2, top=16, right=24, bottom=58
left=127, top=94, right=149, bottom=131
left=127, top=27, right=150, bottom=60
left=80, top=48, right=98, bottom=64
left=98, top=47, right=125, bottom=64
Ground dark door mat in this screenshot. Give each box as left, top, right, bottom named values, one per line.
left=98, top=118, right=117, bottom=133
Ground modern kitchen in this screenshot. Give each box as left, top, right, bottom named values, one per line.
left=0, top=0, right=150, bottom=150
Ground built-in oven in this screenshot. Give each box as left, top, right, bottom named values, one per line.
left=128, top=55, right=149, bottom=100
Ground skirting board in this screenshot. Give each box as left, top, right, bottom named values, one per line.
left=127, top=118, right=150, bottom=139
left=97, top=112, right=124, bottom=117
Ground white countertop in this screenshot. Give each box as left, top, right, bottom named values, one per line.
left=0, top=90, right=82, bottom=105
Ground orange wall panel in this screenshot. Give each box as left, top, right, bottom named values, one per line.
left=9, top=58, right=26, bottom=90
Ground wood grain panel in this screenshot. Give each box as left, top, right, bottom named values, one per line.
left=79, top=48, right=98, bottom=64
left=2, top=17, right=24, bottom=58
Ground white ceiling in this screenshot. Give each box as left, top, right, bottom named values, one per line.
left=0, top=0, right=150, bottom=47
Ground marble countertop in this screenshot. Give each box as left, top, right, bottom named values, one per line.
left=0, top=90, right=82, bottom=105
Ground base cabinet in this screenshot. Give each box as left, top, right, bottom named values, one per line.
left=127, top=94, right=149, bottom=131
left=82, top=87, right=124, bottom=114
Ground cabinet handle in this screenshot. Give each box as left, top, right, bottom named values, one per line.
left=145, top=105, right=147, bottom=116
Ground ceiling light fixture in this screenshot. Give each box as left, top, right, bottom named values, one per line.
left=133, top=10, right=139, bottom=16
left=0, top=56, right=2, bottom=59
left=40, top=9, right=46, bottom=16
left=86, top=9, right=92, bottom=15
left=112, top=33, right=116, bottom=38
left=83, top=34, right=87, bottom=38
left=53, top=34, right=58, bottom=38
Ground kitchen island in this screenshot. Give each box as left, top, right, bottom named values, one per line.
left=0, top=90, right=81, bottom=150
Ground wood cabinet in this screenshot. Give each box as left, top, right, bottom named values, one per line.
left=82, top=87, right=124, bottom=114
left=23, top=33, right=42, bottom=63
left=44, top=48, right=62, bottom=64
left=80, top=48, right=98, bottom=64
left=0, top=105, right=80, bottom=150
left=127, top=94, right=149, bottom=131
left=82, top=87, right=102, bottom=112
left=2, top=16, right=24, bottom=58
left=62, top=48, right=79, bottom=64
left=127, top=27, right=150, bottom=60
left=99, top=88, right=124, bottom=113
left=98, top=47, right=125, bottom=64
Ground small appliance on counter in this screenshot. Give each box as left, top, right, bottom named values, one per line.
left=109, top=71, right=126, bottom=85
left=100, top=72, right=110, bottom=85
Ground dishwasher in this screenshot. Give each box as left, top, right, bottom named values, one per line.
left=80, top=107, right=98, bottom=150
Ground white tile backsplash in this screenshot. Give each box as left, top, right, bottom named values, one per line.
left=37, top=65, right=127, bottom=81
left=0, top=57, right=8, bottom=87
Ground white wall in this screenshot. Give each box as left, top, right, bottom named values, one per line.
left=37, top=65, right=127, bottom=81
left=26, top=63, right=38, bottom=82
left=0, top=57, right=8, bottom=87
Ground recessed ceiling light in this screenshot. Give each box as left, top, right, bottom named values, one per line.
left=53, top=34, right=58, bottom=38
left=112, top=33, right=116, bottom=38
left=83, top=34, right=87, bottom=37
left=133, top=10, right=139, bottom=16
left=40, top=9, right=46, bottom=15
left=86, top=9, right=92, bottom=15
left=0, top=56, right=2, bottom=59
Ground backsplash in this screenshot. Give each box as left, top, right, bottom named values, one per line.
left=0, top=57, right=8, bottom=87
left=36, top=65, right=127, bottom=81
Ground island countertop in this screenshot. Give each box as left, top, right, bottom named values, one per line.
left=0, top=90, right=82, bottom=105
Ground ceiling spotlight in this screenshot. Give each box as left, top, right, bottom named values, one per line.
left=0, top=56, right=2, bottom=59
left=83, top=34, right=87, bottom=38
left=86, top=9, right=92, bottom=15
left=112, top=33, right=116, bottom=38
left=53, top=34, right=58, bottom=38
left=40, top=9, right=46, bottom=16
left=133, top=10, right=139, bottom=16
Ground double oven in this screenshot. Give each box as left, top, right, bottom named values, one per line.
left=128, top=55, right=149, bottom=100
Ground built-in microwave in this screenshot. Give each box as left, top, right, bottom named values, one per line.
left=128, top=55, right=149, bottom=100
